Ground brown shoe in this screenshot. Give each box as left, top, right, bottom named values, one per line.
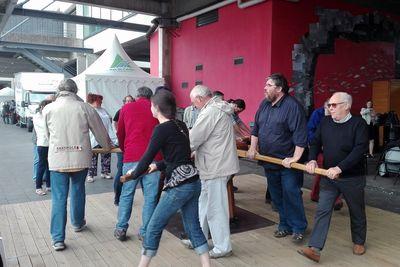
left=353, top=244, right=366, bottom=255
left=297, top=247, right=320, bottom=263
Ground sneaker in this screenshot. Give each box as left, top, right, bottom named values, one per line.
left=45, top=187, right=51, bottom=192
left=35, top=188, right=46, bottom=196
left=114, top=228, right=127, bottom=241
left=86, top=176, right=94, bottom=183
left=273, top=230, right=292, bottom=238
left=180, top=239, right=193, bottom=249
left=209, top=250, right=233, bottom=259
left=101, top=173, right=112, bottom=179
left=292, top=233, right=305, bottom=244
left=73, top=219, right=87, bottom=232
left=52, top=242, right=66, bottom=251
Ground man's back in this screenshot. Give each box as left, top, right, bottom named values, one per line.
left=44, top=92, right=110, bottom=170
left=117, top=97, right=161, bottom=163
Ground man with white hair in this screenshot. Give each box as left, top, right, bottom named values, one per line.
left=187, top=85, right=239, bottom=259
left=298, top=92, right=368, bottom=263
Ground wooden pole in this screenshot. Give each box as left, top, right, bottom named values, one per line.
left=236, top=149, right=327, bottom=176
left=92, top=148, right=328, bottom=178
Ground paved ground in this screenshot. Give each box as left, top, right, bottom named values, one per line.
left=0, top=123, right=117, bottom=205
left=1, top=122, right=400, bottom=213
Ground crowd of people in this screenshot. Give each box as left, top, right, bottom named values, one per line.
left=1, top=100, right=16, bottom=124
left=27, top=72, right=370, bottom=266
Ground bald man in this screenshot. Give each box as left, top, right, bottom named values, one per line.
left=298, top=92, right=368, bottom=263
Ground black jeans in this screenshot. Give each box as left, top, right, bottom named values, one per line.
left=308, top=176, right=367, bottom=250
left=114, top=152, right=123, bottom=204
left=35, top=146, right=50, bottom=189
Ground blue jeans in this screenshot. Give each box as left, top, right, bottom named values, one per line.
left=264, top=168, right=307, bottom=233
left=50, top=169, right=88, bottom=243
left=142, top=179, right=208, bottom=257
left=35, top=146, right=50, bottom=189
left=33, top=144, right=48, bottom=181
left=114, top=152, right=124, bottom=204
left=116, top=162, right=160, bottom=237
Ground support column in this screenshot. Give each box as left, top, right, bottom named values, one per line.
left=158, top=27, right=171, bottom=86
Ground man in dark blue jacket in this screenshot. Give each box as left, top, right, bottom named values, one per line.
left=248, top=73, right=308, bottom=243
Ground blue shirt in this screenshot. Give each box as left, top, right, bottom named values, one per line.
left=252, top=95, right=307, bottom=169
left=307, top=107, right=325, bottom=144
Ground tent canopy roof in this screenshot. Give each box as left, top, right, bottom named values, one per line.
left=77, top=35, right=155, bottom=78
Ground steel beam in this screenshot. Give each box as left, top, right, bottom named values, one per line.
left=12, top=7, right=150, bottom=32
left=0, top=41, right=93, bottom=53
left=61, top=0, right=164, bottom=15
left=0, top=0, right=18, bottom=33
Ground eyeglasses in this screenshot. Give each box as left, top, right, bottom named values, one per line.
left=265, top=83, right=277, bottom=88
left=327, top=102, right=345, bottom=108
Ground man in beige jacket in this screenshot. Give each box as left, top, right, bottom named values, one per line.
left=43, top=79, right=111, bottom=251
left=188, top=85, right=240, bottom=259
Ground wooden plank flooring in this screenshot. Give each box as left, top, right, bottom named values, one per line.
left=1, top=174, right=399, bottom=266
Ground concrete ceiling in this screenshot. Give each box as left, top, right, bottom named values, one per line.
left=0, top=52, right=42, bottom=77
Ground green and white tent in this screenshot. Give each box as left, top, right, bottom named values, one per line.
left=74, top=35, right=164, bottom=116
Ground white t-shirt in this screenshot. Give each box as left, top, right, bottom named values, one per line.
left=90, top=107, right=117, bottom=148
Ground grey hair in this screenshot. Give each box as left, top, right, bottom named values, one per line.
left=190, top=85, right=212, bottom=98
left=333, top=92, right=352, bottom=108
left=58, top=79, right=78, bottom=94
left=136, top=86, right=153, bottom=99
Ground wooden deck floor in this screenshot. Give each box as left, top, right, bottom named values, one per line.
left=1, top=174, right=399, bottom=267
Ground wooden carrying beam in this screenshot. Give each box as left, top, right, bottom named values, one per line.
left=236, top=149, right=327, bottom=176
left=92, top=148, right=328, bottom=177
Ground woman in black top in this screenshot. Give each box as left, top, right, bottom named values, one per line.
left=122, top=90, right=210, bottom=267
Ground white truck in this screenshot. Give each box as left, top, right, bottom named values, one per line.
left=14, top=72, right=64, bottom=132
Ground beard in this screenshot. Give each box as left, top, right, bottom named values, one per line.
left=265, top=92, right=277, bottom=103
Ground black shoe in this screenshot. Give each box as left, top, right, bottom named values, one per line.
left=114, top=229, right=127, bottom=241
left=334, top=202, right=343, bottom=211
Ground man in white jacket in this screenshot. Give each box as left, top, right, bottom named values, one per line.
left=188, top=85, right=240, bottom=259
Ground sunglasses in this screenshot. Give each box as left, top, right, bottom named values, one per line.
left=327, top=102, right=345, bottom=108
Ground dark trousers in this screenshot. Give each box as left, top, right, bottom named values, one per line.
left=89, top=145, right=111, bottom=176
left=35, top=146, right=50, bottom=189
left=114, top=152, right=123, bottom=204
left=264, top=168, right=308, bottom=233
left=308, top=176, right=367, bottom=250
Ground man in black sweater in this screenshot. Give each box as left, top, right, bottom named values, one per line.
left=298, top=92, right=368, bottom=263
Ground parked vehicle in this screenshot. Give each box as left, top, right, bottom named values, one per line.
left=14, top=73, right=64, bottom=132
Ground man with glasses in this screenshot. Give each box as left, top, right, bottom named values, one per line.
left=248, top=73, right=308, bottom=243
left=298, top=92, right=368, bottom=263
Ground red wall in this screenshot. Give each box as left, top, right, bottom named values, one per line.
left=150, top=0, right=397, bottom=124
left=168, top=1, right=273, bottom=124
left=271, top=0, right=395, bottom=113
left=314, top=40, right=394, bottom=113
left=150, top=30, right=159, bottom=77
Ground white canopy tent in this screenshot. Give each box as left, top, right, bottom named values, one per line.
left=0, top=87, right=14, bottom=102
left=74, top=36, right=164, bottom=116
